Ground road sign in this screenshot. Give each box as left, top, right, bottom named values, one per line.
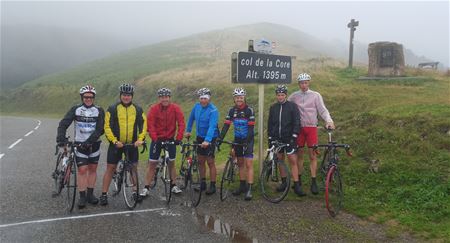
left=231, top=51, right=292, bottom=84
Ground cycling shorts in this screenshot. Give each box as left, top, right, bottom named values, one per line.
left=297, top=127, right=318, bottom=148
left=75, top=141, right=101, bottom=166
left=148, top=141, right=177, bottom=162
left=107, top=144, right=139, bottom=164
left=233, top=138, right=254, bottom=159
left=196, top=137, right=216, bottom=157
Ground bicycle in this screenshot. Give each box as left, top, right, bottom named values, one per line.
left=151, top=141, right=177, bottom=205
left=179, top=139, right=202, bottom=207
left=218, top=140, right=246, bottom=201
left=259, top=140, right=291, bottom=203
left=313, top=128, right=352, bottom=217
left=52, top=141, right=81, bottom=212
left=112, top=142, right=146, bottom=210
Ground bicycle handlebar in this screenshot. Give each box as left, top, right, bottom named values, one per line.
left=121, top=142, right=147, bottom=154
left=312, top=144, right=352, bottom=157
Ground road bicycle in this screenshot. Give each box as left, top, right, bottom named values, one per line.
left=179, top=139, right=202, bottom=207
left=313, top=129, right=352, bottom=217
left=259, top=140, right=291, bottom=203
left=112, top=143, right=146, bottom=210
left=218, top=140, right=245, bottom=201
left=53, top=141, right=81, bottom=212
left=152, top=141, right=177, bottom=205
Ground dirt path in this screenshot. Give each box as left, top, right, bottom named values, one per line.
left=196, top=194, right=417, bottom=242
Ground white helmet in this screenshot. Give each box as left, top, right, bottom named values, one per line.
left=233, top=87, right=246, bottom=97
left=197, top=88, right=211, bottom=97
left=297, top=73, right=311, bottom=82
left=79, top=85, right=96, bottom=95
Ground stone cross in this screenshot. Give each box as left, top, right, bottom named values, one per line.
left=347, top=19, right=359, bottom=68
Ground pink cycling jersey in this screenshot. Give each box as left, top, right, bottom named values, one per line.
left=288, top=89, right=333, bottom=127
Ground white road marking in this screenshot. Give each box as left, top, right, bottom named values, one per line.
left=34, top=126, right=39, bottom=130
left=0, top=207, right=166, bottom=229
left=8, top=139, right=23, bottom=149
left=24, top=131, right=34, bottom=137
left=37, top=120, right=41, bottom=125
left=0, top=154, right=4, bottom=159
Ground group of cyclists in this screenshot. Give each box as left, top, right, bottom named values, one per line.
left=56, top=72, right=335, bottom=209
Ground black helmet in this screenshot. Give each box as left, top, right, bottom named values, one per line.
left=119, top=83, right=135, bottom=95
left=275, top=85, right=288, bottom=94
left=157, top=88, right=172, bottom=97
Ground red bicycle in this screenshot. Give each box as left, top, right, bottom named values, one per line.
left=313, top=129, right=352, bottom=217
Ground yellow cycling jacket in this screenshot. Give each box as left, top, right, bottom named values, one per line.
left=105, top=102, right=147, bottom=144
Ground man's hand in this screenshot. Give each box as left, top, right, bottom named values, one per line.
left=184, top=132, right=191, bottom=139
left=134, top=140, right=144, bottom=147
left=201, top=141, right=210, bottom=148
left=326, top=122, right=335, bottom=130
left=115, top=141, right=124, bottom=148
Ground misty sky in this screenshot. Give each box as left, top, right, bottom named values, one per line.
left=2, top=1, right=449, bottom=66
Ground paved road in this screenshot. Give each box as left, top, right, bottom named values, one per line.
left=0, top=116, right=228, bottom=242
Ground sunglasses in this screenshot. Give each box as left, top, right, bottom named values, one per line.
left=83, top=96, right=95, bottom=99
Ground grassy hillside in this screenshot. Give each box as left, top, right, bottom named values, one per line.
left=1, top=23, right=449, bottom=240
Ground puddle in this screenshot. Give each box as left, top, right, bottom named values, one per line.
left=195, top=212, right=258, bottom=243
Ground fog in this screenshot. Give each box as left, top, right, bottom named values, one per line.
left=1, top=1, right=449, bottom=86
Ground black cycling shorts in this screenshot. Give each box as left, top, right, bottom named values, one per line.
left=75, top=141, right=101, bottom=166
left=196, top=137, right=216, bottom=157
left=107, top=144, right=139, bottom=164
left=233, top=138, right=254, bottom=159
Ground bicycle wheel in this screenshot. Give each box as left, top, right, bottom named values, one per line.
left=162, top=163, right=172, bottom=204
left=123, top=164, right=139, bottom=210
left=319, top=150, right=330, bottom=192
left=187, top=160, right=202, bottom=207
left=260, top=159, right=290, bottom=203
left=53, top=152, right=64, bottom=195
left=220, top=158, right=237, bottom=201
left=113, top=161, right=124, bottom=195
left=65, top=159, right=77, bottom=212
left=325, top=165, right=343, bottom=217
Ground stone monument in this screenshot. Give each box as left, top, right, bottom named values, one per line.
left=368, top=42, right=405, bottom=77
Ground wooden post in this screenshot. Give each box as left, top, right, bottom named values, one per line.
left=347, top=19, right=359, bottom=68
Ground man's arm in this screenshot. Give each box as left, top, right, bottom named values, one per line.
left=56, top=106, right=76, bottom=143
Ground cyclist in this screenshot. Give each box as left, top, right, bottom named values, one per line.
left=185, top=88, right=219, bottom=195
left=140, top=88, right=185, bottom=197
left=56, top=85, right=105, bottom=209
left=100, top=83, right=147, bottom=205
left=268, top=85, right=305, bottom=196
left=217, top=87, right=255, bottom=200
left=288, top=73, right=335, bottom=195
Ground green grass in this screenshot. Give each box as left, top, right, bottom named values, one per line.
left=2, top=53, right=449, bottom=240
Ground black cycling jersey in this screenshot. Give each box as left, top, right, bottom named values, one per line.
left=267, top=100, right=300, bottom=141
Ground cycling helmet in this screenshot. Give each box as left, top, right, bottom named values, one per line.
left=197, top=88, right=211, bottom=97
left=119, top=83, right=135, bottom=94
left=275, top=85, right=288, bottom=94
left=233, top=87, right=246, bottom=97
left=79, top=85, right=96, bottom=95
left=157, top=88, right=172, bottom=97
left=297, top=73, right=311, bottom=82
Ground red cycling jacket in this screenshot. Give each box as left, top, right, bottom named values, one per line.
left=147, top=102, right=185, bottom=141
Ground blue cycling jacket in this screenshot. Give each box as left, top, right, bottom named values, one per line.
left=186, top=102, right=219, bottom=142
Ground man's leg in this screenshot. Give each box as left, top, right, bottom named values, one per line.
left=77, top=164, right=88, bottom=208
left=232, top=157, right=246, bottom=196
left=244, top=157, right=254, bottom=200
left=205, top=156, right=217, bottom=195
left=86, top=163, right=99, bottom=204
left=198, top=155, right=207, bottom=191
left=276, top=153, right=288, bottom=192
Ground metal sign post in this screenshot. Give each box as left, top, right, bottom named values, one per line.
left=231, top=39, right=292, bottom=173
